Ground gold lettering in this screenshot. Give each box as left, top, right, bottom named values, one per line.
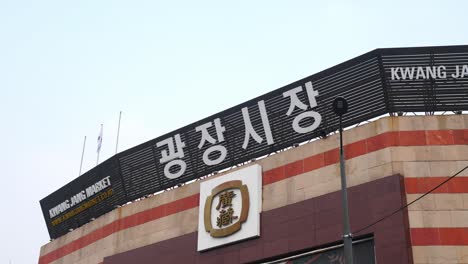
left=51, top=188, right=114, bottom=226
left=215, top=190, right=235, bottom=210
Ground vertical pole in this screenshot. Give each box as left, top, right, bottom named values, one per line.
left=339, top=116, right=354, bottom=264
left=79, top=136, right=86, bottom=176
left=97, top=124, right=103, bottom=165
left=115, top=111, right=122, bottom=154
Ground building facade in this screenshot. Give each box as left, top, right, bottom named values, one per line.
left=39, top=114, right=468, bottom=264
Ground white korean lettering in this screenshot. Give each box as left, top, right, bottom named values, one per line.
left=156, top=134, right=186, bottom=179
left=283, top=81, right=322, bottom=134
left=241, top=100, right=274, bottom=149
left=195, top=118, right=227, bottom=166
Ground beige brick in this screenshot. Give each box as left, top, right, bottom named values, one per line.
left=391, top=147, right=420, bottom=162
left=423, top=115, right=466, bottom=130
left=50, top=234, right=116, bottom=264
left=257, top=152, right=280, bottom=171
left=290, top=188, right=306, bottom=204
left=406, top=194, right=436, bottom=211
left=429, top=161, right=468, bottom=178
left=262, top=164, right=346, bottom=211
left=396, top=161, right=468, bottom=178
left=317, top=164, right=340, bottom=183
left=450, top=211, right=468, bottom=227
left=375, top=116, right=394, bottom=134
left=257, top=147, right=303, bottom=171
left=80, top=235, right=115, bottom=260
left=428, top=146, right=468, bottom=161
left=287, top=141, right=319, bottom=163
left=396, top=116, right=426, bottom=131
left=304, top=179, right=341, bottom=200
left=391, top=161, right=404, bottom=176
left=75, top=246, right=114, bottom=264
left=416, top=146, right=432, bottom=160
left=146, top=226, right=185, bottom=243
left=408, top=210, right=424, bottom=227
left=141, top=227, right=173, bottom=247
left=262, top=180, right=289, bottom=211
left=342, top=121, right=376, bottom=145
left=408, top=210, right=468, bottom=228
left=401, top=161, right=431, bottom=178
left=391, top=146, right=468, bottom=163
left=462, top=194, right=468, bottom=209
left=365, top=148, right=392, bottom=168
left=434, top=194, right=465, bottom=210
left=180, top=206, right=200, bottom=233
left=412, top=246, right=458, bottom=264
left=423, top=115, right=444, bottom=130
left=367, top=162, right=394, bottom=182
left=291, top=171, right=314, bottom=190
left=51, top=258, right=65, bottom=264
left=287, top=179, right=305, bottom=204
left=345, top=152, right=366, bottom=176
left=457, top=246, right=468, bottom=263
left=316, top=133, right=342, bottom=153
left=422, top=211, right=451, bottom=228
left=347, top=166, right=371, bottom=187
left=444, top=115, right=466, bottom=130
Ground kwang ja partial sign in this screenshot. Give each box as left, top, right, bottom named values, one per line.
left=390, top=65, right=468, bottom=80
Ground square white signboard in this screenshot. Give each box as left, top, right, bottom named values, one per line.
left=197, top=164, right=262, bottom=251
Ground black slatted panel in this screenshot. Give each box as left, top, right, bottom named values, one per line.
left=40, top=45, right=468, bottom=239
left=39, top=158, right=127, bottom=239
left=381, top=48, right=468, bottom=112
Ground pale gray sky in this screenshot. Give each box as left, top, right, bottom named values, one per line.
left=1, top=1, right=467, bottom=263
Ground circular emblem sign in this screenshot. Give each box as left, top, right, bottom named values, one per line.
left=204, top=180, right=249, bottom=238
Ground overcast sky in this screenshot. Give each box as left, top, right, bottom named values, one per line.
left=1, top=1, right=468, bottom=263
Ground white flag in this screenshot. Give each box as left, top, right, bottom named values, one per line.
left=97, top=124, right=103, bottom=153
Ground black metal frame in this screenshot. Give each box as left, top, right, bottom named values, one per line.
left=40, top=45, right=468, bottom=239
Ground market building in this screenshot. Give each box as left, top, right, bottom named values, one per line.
left=39, top=45, right=468, bottom=264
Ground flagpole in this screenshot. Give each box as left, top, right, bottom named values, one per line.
left=79, top=136, right=86, bottom=176
left=115, top=111, right=122, bottom=154
left=97, top=124, right=103, bottom=165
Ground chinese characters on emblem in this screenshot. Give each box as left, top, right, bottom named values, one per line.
left=215, top=190, right=238, bottom=228
left=156, top=81, right=321, bottom=180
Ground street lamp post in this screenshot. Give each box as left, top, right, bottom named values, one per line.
left=332, top=97, right=353, bottom=264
